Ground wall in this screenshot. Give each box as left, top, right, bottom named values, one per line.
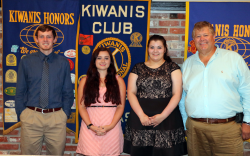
left=0, top=7, right=249, bottom=156
left=150, top=12, right=185, bottom=65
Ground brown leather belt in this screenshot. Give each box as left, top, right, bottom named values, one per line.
left=192, top=116, right=236, bottom=124
left=27, top=106, right=61, bottom=114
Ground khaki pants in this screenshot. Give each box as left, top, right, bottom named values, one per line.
left=186, top=117, right=243, bottom=156
left=20, top=107, right=67, bottom=155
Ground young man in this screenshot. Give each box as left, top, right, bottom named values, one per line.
left=15, top=24, right=74, bottom=155
left=179, top=21, right=250, bottom=156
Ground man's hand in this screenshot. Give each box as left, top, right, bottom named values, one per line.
left=242, top=123, right=250, bottom=140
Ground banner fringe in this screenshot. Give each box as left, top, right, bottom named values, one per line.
left=3, top=122, right=21, bottom=135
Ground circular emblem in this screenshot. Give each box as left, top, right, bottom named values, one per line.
left=130, top=32, right=143, bottom=47
left=4, top=87, right=16, bottom=96
left=78, top=75, right=86, bottom=84
left=67, top=59, right=74, bottom=71
left=5, top=100, right=15, bottom=107
left=94, top=37, right=131, bottom=78
left=20, top=24, right=64, bottom=49
left=64, top=49, right=76, bottom=58
left=82, top=46, right=91, bottom=55
left=215, top=37, right=250, bottom=60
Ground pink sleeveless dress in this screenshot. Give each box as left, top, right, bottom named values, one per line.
left=76, top=87, right=123, bottom=156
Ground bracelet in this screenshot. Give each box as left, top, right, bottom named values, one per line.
left=87, top=123, right=93, bottom=129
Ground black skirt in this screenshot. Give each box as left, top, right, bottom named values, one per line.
left=124, top=98, right=187, bottom=156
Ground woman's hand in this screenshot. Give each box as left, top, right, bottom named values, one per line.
left=139, top=114, right=152, bottom=126
left=101, top=125, right=113, bottom=133
left=149, top=114, right=165, bottom=127
left=90, top=126, right=106, bottom=136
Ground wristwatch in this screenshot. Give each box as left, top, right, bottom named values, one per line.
left=243, top=122, right=250, bottom=126
left=87, top=123, right=93, bottom=129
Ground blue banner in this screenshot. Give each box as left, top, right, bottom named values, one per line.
left=185, top=2, right=250, bottom=70
left=2, top=0, right=79, bottom=134
left=76, top=0, right=151, bottom=142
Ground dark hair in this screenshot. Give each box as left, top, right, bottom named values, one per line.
left=192, top=21, right=215, bottom=38
left=35, top=24, right=57, bottom=38
left=147, top=35, right=172, bottom=62
left=82, top=47, right=121, bottom=107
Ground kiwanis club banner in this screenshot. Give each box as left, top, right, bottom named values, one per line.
left=2, top=0, right=79, bottom=134
left=185, top=2, right=250, bottom=70
left=76, top=0, right=151, bottom=142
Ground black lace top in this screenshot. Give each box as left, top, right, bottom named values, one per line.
left=131, top=61, right=180, bottom=99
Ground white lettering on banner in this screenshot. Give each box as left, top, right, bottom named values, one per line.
left=119, top=5, right=127, bottom=17
left=82, top=5, right=91, bottom=17
left=82, top=5, right=145, bottom=18
left=121, top=112, right=130, bottom=122
left=107, top=5, right=117, bottom=17
left=93, top=22, right=102, bottom=33
left=136, top=6, right=145, bottom=18
left=96, top=5, right=108, bottom=17
left=124, top=22, right=132, bottom=34
left=130, top=5, right=133, bottom=17
left=82, top=4, right=145, bottom=34
left=93, top=22, right=132, bottom=34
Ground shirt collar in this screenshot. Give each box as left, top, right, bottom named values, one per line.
left=38, top=50, right=55, bottom=62
left=194, top=44, right=219, bottom=62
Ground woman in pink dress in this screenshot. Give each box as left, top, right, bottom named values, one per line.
left=76, top=47, right=126, bottom=156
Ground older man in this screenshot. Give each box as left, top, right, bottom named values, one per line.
left=179, top=21, right=250, bottom=156
left=15, top=25, right=74, bottom=155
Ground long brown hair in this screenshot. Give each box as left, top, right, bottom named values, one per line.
left=82, top=47, right=121, bottom=107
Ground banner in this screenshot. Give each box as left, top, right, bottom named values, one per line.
left=2, top=0, right=79, bottom=134
left=76, top=0, right=151, bottom=142
left=185, top=2, right=250, bottom=71
left=185, top=1, right=250, bottom=141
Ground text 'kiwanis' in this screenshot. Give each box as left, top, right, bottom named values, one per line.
left=9, top=10, right=75, bottom=25
left=82, top=5, right=145, bottom=34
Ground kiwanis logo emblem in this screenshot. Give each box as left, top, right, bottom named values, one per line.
left=94, top=37, right=131, bottom=78
left=215, top=37, right=250, bottom=60
left=130, top=32, right=143, bottom=47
